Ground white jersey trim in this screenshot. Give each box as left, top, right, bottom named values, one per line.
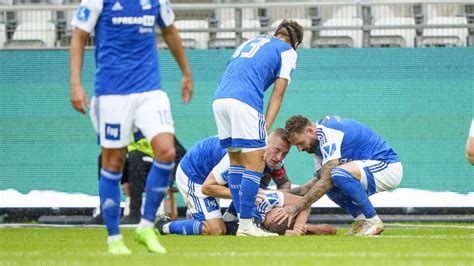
left=212, top=153, right=230, bottom=185
left=278, top=49, right=297, bottom=83
left=71, top=0, right=103, bottom=33
left=158, top=0, right=175, bottom=27
left=317, top=125, right=344, bottom=165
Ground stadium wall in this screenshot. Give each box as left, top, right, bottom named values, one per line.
left=0, top=48, right=473, bottom=207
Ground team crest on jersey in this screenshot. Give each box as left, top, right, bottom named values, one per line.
left=140, top=0, right=151, bottom=10
left=76, top=6, right=90, bottom=22
left=322, top=143, right=336, bottom=158
left=105, top=123, right=121, bottom=140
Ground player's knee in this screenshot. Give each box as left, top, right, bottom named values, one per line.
left=101, top=151, right=126, bottom=172
left=154, top=146, right=176, bottom=162
left=202, top=221, right=226, bottom=235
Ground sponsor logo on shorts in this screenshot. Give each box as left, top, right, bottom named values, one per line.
left=105, top=123, right=121, bottom=140
left=204, top=197, right=219, bottom=212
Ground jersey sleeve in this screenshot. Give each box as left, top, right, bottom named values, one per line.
left=157, top=0, right=175, bottom=28
left=312, top=154, right=323, bottom=174
left=211, top=153, right=230, bottom=185
left=71, top=0, right=103, bottom=33
left=277, top=49, right=297, bottom=82
left=318, top=125, right=344, bottom=165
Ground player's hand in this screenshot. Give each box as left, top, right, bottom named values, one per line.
left=293, top=224, right=307, bottom=235
left=255, top=189, right=266, bottom=204
left=272, top=205, right=298, bottom=227
left=70, top=83, right=89, bottom=114
left=181, top=74, right=193, bottom=104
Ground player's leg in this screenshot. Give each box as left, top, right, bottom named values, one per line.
left=90, top=95, right=134, bottom=255
left=227, top=150, right=244, bottom=215
left=238, top=148, right=269, bottom=234
left=325, top=187, right=365, bottom=235
left=355, top=160, right=403, bottom=236
left=159, top=165, right=225, bottom=235
left=212, top=99, right=244, bottom=215
left=134, top=90, right=175, bottom=253
left=123, top=150, right=151, bottom=224
left=334, top=161, right=388, bottom=236
left=232, top=103, right=275, bottom=236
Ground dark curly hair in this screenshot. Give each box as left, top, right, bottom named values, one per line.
left=285, top=115, right=312, bottom=135
left=274, top=19, right=304, bottom=50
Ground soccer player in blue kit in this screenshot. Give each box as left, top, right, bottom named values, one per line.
left=275, top=115, right=403, bottom=236
left=157, top=129, right=292, bottom=236
left=70, top=0, right=193, bottom=255
left=212, top=20, right=304, bottom=236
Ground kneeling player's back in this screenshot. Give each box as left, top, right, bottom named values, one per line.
left=179, top=136, right=227, bottom=184
left=317, top=116, right=399, bottom=163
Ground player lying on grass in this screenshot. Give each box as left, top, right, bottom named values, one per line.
left=201, top=178, right=336, bottom=236
left=155, top=129, right=292, bottom=236
left=273, top=115, right=403, bottom=236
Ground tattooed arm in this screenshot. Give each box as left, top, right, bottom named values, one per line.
left=290, top=159, right=339, bottom=212
left=273, top=159, right=340, bottom=225
left=283, top=175, right=318, bottom=196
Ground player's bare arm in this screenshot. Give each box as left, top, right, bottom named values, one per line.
left=69, top=28, right=90, bottom=114
left=265, top=78, right=288, bottom=132
left=201, top=173, right=231, bottom=199
left=274, top=172, right=291, bottom=190
left=273, top=159, right=339, bottom=225
left=283, top=175, right=318, bottom=196
left=161, top=24, right=193, bottom=104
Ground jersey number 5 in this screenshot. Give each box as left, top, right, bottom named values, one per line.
left=232, top=37, right=271, bottom=59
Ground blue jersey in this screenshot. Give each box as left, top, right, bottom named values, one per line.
left=313, top=116, right=400, bottom=167
left=213, top=35, right=297, bottom=113
left=72, top=0, right=175, bottom=96
left=179, top=136, right=227, bottom=185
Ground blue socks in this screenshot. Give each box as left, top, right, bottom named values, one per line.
left=142, top=160, right=175, bottom=222
left=99, top=168, right=122, bottom=236
left=228, top=165, right=244, bottom=214
left=326, top=186, right=362, bottom=218
left=240, top=169, right=262, bottom=219
left=168, top=219, right=203, bottom=235
left=331, top=168, right=376, bottom=219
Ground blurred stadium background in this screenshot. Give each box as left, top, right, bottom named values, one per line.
left=0, top=0, right=473, bottom=222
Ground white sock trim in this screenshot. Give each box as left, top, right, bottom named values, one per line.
left=355, top=214, right=366, bottom=221
left=139, top=218, right=155, bottom=228
left=239, top=218, right=253, bottom=230
left=162, top=223, right=171, bottom=234
left=107, top=234, right=123, bottom=244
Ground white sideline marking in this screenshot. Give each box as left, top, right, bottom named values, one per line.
left=0, top=224, right=136, bottom=228
left=179, top=252, right=472, bottom=258
left=377, top=235, right=474, bottom=239
left=387, top=223, right=474, bottom=230
left=1, top=251, right=472, bottom=258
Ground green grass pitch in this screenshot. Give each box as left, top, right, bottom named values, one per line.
left=1, top=224, right=473, bottom=266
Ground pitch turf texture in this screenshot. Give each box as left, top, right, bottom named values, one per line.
left=1, top=223, right=472, bottom=266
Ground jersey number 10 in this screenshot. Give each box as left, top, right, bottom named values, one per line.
left=232, top=37, right=271, bottom=59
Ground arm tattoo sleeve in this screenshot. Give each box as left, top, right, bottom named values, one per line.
left=294, top=159, right=339, bottom=211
